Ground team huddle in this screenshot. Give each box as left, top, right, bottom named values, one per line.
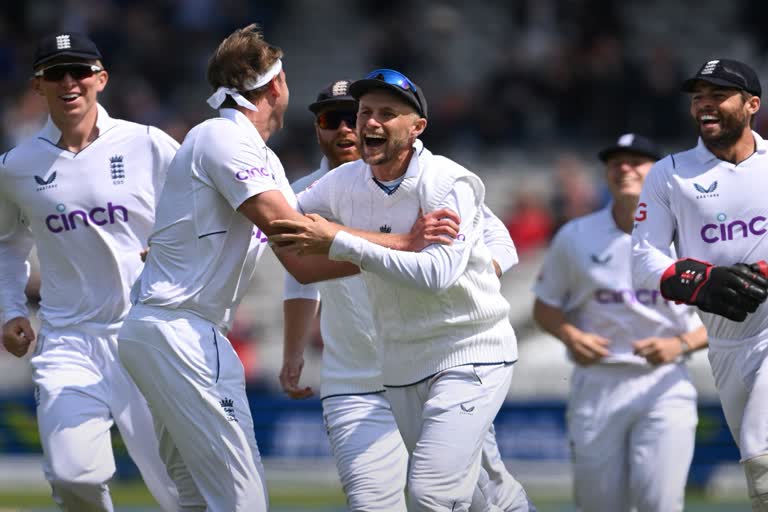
left=0, top=22, right=767, bottom=512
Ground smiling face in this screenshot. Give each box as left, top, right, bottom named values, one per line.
left=32, top=57, right=107, bottom=127
left=605, top=151, right=655, bottom=202
left=356, top=89, right=426, bottom=167
left=315, top=105, right=359, bottom=169
left=689, top=81, right=759, bottom=150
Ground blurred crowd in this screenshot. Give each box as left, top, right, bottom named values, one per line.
left=3, top=0, right=768, bottom=389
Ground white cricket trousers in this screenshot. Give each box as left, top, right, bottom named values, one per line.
left=323, top=393, right=409, bottom=511
left=567, top=363, right=697, bottom=512
left=323, top=393, right=534, bottom=512
left=708, top=336, right=768, bottom=460
left=30, top=323, right=178, bottom=512
left=386, top=362, right=514, bottom=512
left=118, top=304, right=268, bottom=512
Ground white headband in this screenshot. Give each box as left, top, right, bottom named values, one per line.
left=206, top=59, right=283, bottom=111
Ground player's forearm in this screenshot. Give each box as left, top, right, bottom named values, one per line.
left=0, top=238, right=34, bottom=321
left=533, top=299, right=583, bottom=347
left=680, top=325, right=708, bottom=353
left=283, top=298, right=320, bottom=360
left=329, top=230, right=467, bottom=290
left=275, top=249, right=359, bottom=284
left=631, top=238, right=675, bottom=290
left=482, top=204, right=518, bottom=274
left=333, top=224, right=411, bottom=251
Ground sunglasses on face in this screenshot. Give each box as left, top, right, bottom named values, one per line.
left=316, top=110, right=357, bottom=130
left=34, top=63, right=103, bottom=82
left=364, top=68, right=424, bottom=115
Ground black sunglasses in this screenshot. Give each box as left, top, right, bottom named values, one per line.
left=34, top=63, right=103, bottom=82
left=316, top=110, right=357, bottom=130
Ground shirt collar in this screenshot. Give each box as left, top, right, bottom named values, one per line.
left=694, top=130, right=768, bottom=163
left=218, top=107, right=266, bottom=149
left=318, top=156, right=330, bottom=174
left=38, top=103, right=116, bottom=143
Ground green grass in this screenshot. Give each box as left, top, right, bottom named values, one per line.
left=0, top=483, right=346, bottom=509
left=0, top=483, right=749, bottom=511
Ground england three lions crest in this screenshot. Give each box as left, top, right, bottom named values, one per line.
left=110, top=155, right=125, bottom=184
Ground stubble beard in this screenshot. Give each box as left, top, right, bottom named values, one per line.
left=698, top=110, right=750, bottom=151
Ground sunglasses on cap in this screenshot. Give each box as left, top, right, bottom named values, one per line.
left=34, top=62, right=103, bottom=82
left=363, top=68, right=424, bottom=114
left=316, top=110, right=357, bottom=130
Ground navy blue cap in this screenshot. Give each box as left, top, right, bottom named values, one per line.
left=308, top=80, right=356, bottom=114
left=681, top=58, right=761, bottom=97
left=33, top=32, right=102, bottom=68
left=598, top=133, right=663, bottom=162
left=350, top=69, right=428, bottom=119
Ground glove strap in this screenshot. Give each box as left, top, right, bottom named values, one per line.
left=660, top=258, right=713, bottom=304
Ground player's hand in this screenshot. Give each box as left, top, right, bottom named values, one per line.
left=660, top=259, right=768, bottom=321
left=279, top=355, right=313, bottom=399
left=140, top=247, right=149, bottom=262
left=405, top=208, right=461, bottom=251
left=2, top=317, right=36, bottom=358
left=632, top=336, right=684, bottom=365
left=565, top=332, right=610, bottom=366
left=269, top=214, right=339, bottom=256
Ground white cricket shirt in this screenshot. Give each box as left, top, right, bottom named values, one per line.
left=0, top=104, right=178, bottom=327
left=296, top=140, right=517, bottom=385
left=535, top=207, right=700, bottom=364
left=288, top=156, right=518, bottom=397
left=632, top=132, right=768, bottom=346
left=132, top=108, right=296, bottom=331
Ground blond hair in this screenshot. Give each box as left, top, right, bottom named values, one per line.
left=207, top=24, right=283, bottom=104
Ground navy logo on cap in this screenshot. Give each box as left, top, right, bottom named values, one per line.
left=617, top=134, right=635, bottom=146
left=700, top=60, right=719, bottom=75
left=331, top=81, right=349, bottom=97
left=55, top=35, right=71, bottom=50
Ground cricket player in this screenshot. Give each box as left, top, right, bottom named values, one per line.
left=271, top=69, right=523, bottom=511
left=115, top=26, right=401, bottom=511
left=282, top=80, right=534, bottom=511
left=0, top=33, right=179, bottom=511
left=631, top=59, right=768, bottom=510
left=534, top=133, right=707, bottom=511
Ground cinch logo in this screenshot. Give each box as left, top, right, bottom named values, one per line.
left=235, top=167, right=270, bottom=181
left=594, top=288, right=670, bottom=306
left=694, top=181, right=719, bottom=199
left=700, top=213, right=766, bottom=244
left=45, top=202, right=129, bottom=233
left=634, top=202, right=647, bottom=222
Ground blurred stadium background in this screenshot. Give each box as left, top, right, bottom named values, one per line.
left=2, top=0, right=768, bottom=509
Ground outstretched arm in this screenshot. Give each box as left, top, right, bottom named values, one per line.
left=238, top=190, right=359, bottom=284
left=271, top=180, right=483, bottom=290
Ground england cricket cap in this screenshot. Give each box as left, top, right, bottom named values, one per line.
left=681, top=58, right=761, bottom=97
left=33, top=32, right=103, bottom=69
left=308, top=80, right=356, bottom=114
left=350, top=68, right=428, bottom=119
left=598, top=133, right=663, bottom=162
